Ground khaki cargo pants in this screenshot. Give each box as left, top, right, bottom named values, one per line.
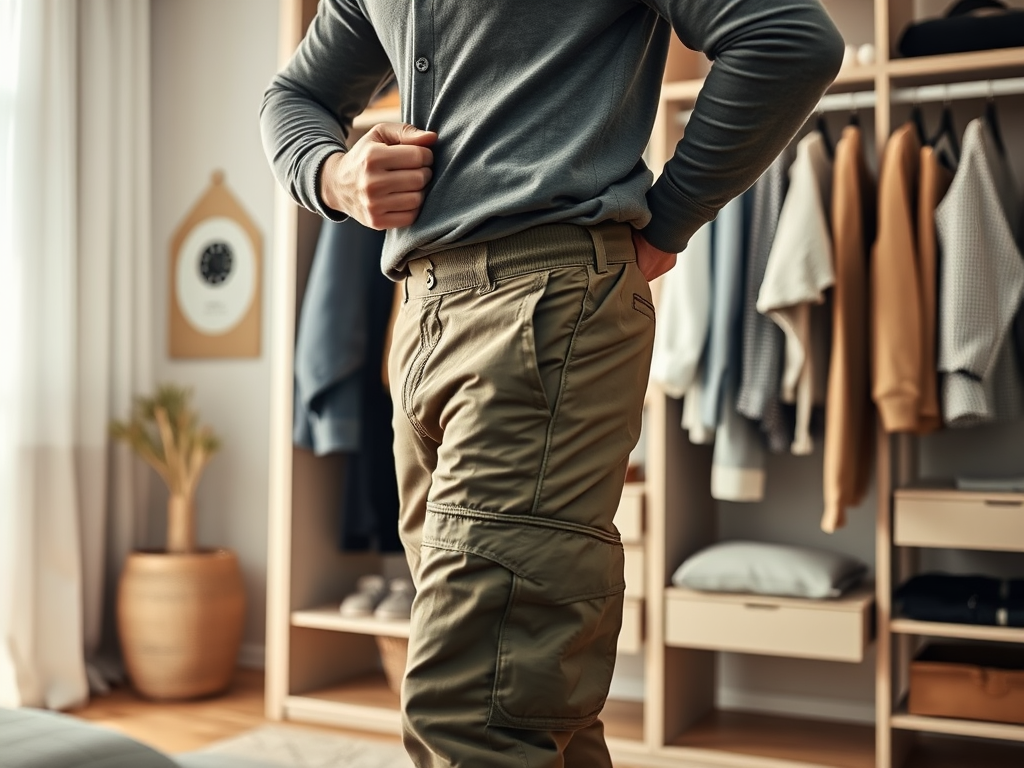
left=389, top=223, right=655, bottom=767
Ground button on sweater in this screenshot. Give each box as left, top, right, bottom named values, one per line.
left=261, top=0, right=844, bottom=277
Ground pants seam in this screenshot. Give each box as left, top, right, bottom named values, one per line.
left=530, top=273, right=590, bottom=515
left=426, top=501, right=621, bottom=545
left=402, top=297, right=442, bottom=440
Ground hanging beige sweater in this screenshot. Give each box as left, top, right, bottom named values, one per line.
left=916, top=146, right=954, bottom=432
left=822, top=125, right=875, bottom=533
left=871, top=123, right=924, bottom=433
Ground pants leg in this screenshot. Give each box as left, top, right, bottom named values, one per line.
left=390, top=235, right=654, bottom=768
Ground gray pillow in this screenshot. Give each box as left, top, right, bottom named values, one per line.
left=671, top=540, right=868, bottom=599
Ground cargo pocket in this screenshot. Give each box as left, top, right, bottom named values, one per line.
left=421, top=503, right=625, bottom=732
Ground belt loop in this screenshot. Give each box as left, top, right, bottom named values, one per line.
left=588, top=228, right=608, bottom=274
left=403, top=275, right=409, bottom=303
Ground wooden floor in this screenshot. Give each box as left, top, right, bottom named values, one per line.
left=70, top=669, right=397, bottom=755
left=69, top=669, right=642, bottom=766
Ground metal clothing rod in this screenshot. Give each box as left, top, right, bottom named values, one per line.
left=891, top=76, right=1024, bottom=104
left=814, top=76, right=1024, bottom=113
left=677, top=76, right=1024, bottom=123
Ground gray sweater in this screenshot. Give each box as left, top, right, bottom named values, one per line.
left=261, top=0, right=843, bottom=277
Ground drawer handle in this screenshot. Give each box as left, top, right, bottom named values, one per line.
left=984, top=499, right=1024, bottom=508
left=744, top=603, right=781, bottom=611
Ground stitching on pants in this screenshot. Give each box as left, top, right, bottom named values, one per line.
left=402, top=297, right=443, bottom=440
left=530, top=271, right=590, bottom=514
left=426, top=501, right=621, bottom=545
left=488, top=572, right=518, bottom=729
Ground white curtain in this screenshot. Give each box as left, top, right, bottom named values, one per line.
left=0, top=0, right=151, bottom=710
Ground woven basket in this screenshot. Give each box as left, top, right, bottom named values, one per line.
left=118, top=548, right=245, bottom=701
left=375, top=635, right=409, bottom=695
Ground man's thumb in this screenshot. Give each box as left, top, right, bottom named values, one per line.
left=373, top=122, right=438, bottom=147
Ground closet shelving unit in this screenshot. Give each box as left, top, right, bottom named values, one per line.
left=645, top=2, right=1024, bottom=768
left=266, top=0, right=1024, bottom=765
left=880, top=482, right=1024, bottom=768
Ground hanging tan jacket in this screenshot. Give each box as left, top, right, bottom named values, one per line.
left=916, top=146, right=954, bottom=432
left=823, top=125, right=875, bottom=533
left=872, top=123, right=924, bottom=433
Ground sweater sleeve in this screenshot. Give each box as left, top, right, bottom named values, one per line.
left=639, top=0, right=844, bottom=254
left=259, top=0, right=395, bottom=221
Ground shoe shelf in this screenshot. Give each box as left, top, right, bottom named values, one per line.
left=284, top=672, right=401, bottom=735
left=291, top=607, right=411, bottom=638
left=891, top=702, right=1024, bottom=744
left=890, top=618, right=1024, bottom=645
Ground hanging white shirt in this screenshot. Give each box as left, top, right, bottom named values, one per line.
left=756, top=131, right=835, bottom=455
left=650, top=222, right=713, bottom=399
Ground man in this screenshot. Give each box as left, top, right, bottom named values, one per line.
left=261, top=2, right=843, bottom=766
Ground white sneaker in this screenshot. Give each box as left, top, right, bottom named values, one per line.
left=339, top=574, right=388, bottom=618
left=374, top=578, right=415, bottom=621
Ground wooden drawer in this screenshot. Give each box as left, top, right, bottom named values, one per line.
left=617, top=598, right=644, bottom=654
left=895, top=488, right=1024, bottom=552
left=615, top=484, right=645, bottom=544
left=623, top=545, right=645, bottom=599
left=664, top=586, right=875, bottom=663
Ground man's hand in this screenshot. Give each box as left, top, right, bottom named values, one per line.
left=631, top=229, right=677, bottom=282
left=320, top=122, right=438, bottom=230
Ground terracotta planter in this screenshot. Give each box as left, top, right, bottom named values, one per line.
left=118, top=548, right=245, bottom=700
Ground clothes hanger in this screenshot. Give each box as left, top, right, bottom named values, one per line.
left=928, top=87, right=960, bottom=164
left=910, top=89, right=927, bottom=143
left=848, top=92, right=860, bottom=127
left=816, top=111, right=834, bottom=158
left=986, top=82, right=1006, bottom=156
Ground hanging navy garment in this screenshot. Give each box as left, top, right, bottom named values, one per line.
left=293, top=219, right=401, bottom=553
left=342, top=257, right=402, bottom=553
left=294, top=220, right=380, bottom=453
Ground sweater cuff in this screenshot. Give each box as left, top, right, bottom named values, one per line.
left=877, top=394, right=920, bottom=433
left=942, top=372, right=992, bottom=427
left=307, top=144, right=349, bottom=222
left=640, top=175, right=715, bottom=254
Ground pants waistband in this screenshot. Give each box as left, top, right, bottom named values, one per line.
left=404, top=222, right=635, bottom=299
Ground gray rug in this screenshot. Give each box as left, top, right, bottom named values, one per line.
left=194, top=725, right=413, bottom=768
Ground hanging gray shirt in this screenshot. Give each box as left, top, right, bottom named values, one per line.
left=261, top=0, right=844, bottom=278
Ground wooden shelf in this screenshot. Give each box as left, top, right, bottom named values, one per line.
left=660, top=65, right=878, bottom=107
left=831, top=64, right=880, bottom=91
left=603, top=698, right=645, bottom=744
left=892, top=703, right=1024, bottom=744
left=284, top=673, right=401, bottom=734
left=666, top=710, right=875, bottom=768
left=291, top=606, right=411, bottom=638
left=887, top=47, right=1024, bottom=86
left=352, top=104, right=401, bottom=130
left=661, top=78, right=704, bottom=104
left=891, top=618, right=1024, bottom=645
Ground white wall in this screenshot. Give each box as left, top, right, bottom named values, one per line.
left=150, top=0, right=280, bottom=663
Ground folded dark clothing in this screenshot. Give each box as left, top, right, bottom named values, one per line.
left=898, top=0, right=1024, bottom=58
left=895, top=573, right=1024, bottom=627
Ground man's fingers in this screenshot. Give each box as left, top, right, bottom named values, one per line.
left=374, top=144, right=434, bottom=171
left=376, top=167, right=433, bottom=194
left=365, top=191, right=425, bottom=224
left=371, top=122, right=438, bottom=148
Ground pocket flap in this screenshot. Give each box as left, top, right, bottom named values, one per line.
left=423, top=503, right=625, bottom=604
